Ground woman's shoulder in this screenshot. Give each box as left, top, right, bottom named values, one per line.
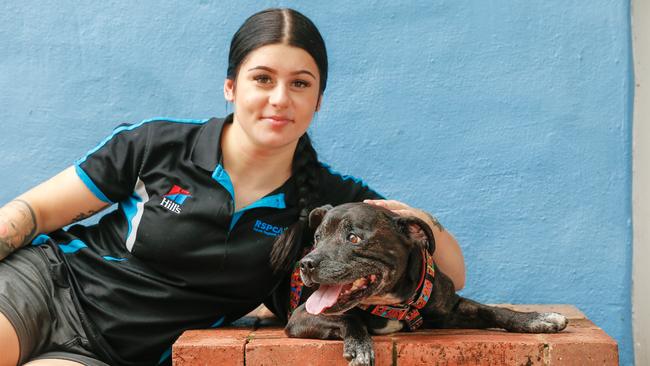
left=113, top=117, right=212, bottom=133
left=112, top=117, right=220, bottom=147
left=314, top=162, right=383, bottom=204
left=316, top=162, right=370, bottom=187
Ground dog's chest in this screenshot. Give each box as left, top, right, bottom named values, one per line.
left=367, top=318, right=404, bottom=335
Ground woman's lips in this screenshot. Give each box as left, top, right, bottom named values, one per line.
left=261, top=116, right=293, bottom=127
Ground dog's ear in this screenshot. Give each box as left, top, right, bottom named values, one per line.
left=309, top=204, right=333, bottom=230
left=392, top=216, right=436, bottom=253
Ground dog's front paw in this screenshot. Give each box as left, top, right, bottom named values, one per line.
left=343, top=337, right=375, bottom=366
left=518, top=312, right=568, bottom=333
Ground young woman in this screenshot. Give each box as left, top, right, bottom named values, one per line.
left=0, top=8, right=464, bottom=366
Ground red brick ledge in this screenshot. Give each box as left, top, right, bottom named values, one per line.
left=172, top=304, right=618, bottom=366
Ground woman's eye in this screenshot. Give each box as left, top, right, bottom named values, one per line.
left=347, top=233, right=361, bottom=244
left=253, top=75, right=273, bottom=84
left=292, top=80, right=311, bottom=88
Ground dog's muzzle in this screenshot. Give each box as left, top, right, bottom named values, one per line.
left=299, top=256, right=319, bottom=287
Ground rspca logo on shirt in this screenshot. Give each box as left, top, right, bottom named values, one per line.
left=253, top=220, right=286, bottom=237
left=160, top=185, right=192, bottom=214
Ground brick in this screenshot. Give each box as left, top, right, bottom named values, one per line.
left=246, top=336, right=393, bottom=366
left=544, top=319, right=619, bottom=365
left=250, top=327, right=287, bottom=339
left=394, top=331, right=546, bottom=366
left=172, top=329, right=250, bottom=366
left=548, top=341, right=619, bottom=365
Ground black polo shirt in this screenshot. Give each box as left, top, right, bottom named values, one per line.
left=32, top=116, right=382, bottom=366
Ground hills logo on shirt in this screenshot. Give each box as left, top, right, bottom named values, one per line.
left=160, top=185, right=192, bottom=214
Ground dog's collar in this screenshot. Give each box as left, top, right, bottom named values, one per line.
left=357, top=247, right=435, bottom=331
left=288, top=261, right=304, bottom=316
left=288, top=248, right=312, bottom=317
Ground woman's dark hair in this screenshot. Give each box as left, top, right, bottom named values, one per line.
left=227, top=8, right=328, bottom=94
left=270, top=134, right=320, bottom=272
left=227, top=8, right=327, bottom=272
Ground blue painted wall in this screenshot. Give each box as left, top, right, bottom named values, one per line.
left=0, top=1, right=633, bottom=364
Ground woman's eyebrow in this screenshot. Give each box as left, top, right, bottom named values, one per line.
left=247, top=66, right=316, bottom=80
left=292, top=70, right=317, bottom=80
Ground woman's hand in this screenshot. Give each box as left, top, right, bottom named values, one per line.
left=363, top=199, right=466, bottom=291
left=362, top=199, right=441, bottom=229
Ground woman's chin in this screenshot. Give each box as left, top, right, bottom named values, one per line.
left=250, top=130, right=305, bottom=150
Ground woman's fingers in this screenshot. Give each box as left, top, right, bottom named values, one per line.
left=364, top=200, right=430, bottom=222
left=363, top=199, right=411, bottom=210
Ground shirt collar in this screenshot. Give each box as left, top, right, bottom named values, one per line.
left=190, top=114, right=232, bottom=172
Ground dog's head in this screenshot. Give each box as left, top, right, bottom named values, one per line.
left=300, top=202, right=435, bottom=315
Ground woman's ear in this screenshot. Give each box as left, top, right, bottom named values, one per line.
left=224, top=78, right=235, bottom=102
left=315, top=95, right=322, bottom=112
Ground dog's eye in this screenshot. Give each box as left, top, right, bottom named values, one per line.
left=314, top=233, right=321, bottom=242
left=347, top=233, right=361, bottom=244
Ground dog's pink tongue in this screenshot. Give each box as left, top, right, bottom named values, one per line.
left=305, top=284, right=343, bottom=314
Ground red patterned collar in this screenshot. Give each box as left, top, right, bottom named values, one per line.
left=356, top=248, right=435, bottom=331
left=288, top=247, right=312, bottom=317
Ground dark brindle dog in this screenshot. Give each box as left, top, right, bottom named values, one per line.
left=285, top=202, right=567, bottom=366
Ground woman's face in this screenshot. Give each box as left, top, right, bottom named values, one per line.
left=224, top=43, right=322, bottom=151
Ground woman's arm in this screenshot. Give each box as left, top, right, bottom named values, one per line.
left=364, top=199, right=466, bottom=291
left=0, top=166, right=109, bottom=260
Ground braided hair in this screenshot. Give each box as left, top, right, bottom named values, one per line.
left=269, top=133, right=319, bottom=272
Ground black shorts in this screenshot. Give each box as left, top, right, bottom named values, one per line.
left=0, top=244, right=108, bottom=366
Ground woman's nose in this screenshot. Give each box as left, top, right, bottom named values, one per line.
left=269, top=84, right=290, bottom=108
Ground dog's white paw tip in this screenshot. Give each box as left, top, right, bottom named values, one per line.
left=534, top=312, right=568, bottom=332
left=344, top=345, right=374, bottom=366
left=349, top=354, right=373, bottom=366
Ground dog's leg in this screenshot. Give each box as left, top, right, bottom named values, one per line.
left=427, top=296, right=568, bottom=333
left=286, top=304, right=375, bottom=366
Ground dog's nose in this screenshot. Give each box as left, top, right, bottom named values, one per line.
left=300, top=257, right=316, bottom=273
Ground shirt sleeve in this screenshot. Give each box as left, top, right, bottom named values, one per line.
left=74, top=122, right=150, bottom=203
left=317, top=162, right=384, bottom=205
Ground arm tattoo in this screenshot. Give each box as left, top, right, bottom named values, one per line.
left=425, top=212, right=445, bottom=232
left=71, top=210, right=99, bottom=223
left=0, top=199, right=38, bottom=259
